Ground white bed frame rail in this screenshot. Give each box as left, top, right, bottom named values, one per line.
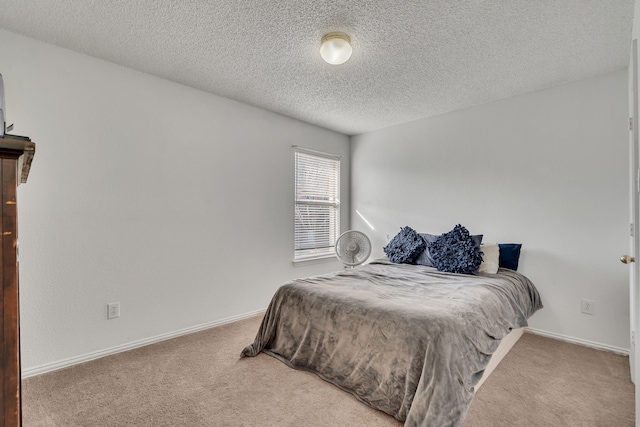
left=474, top=327, right=525, bottom=392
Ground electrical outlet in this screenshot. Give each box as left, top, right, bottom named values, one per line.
left=107, top=302, right=120, bottom=319
left=632, top=331, right=636, bottom=346
left=581, top=299, right=595, bottom=315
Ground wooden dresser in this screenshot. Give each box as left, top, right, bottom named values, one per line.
left=0, top=136, right=35, bottom=427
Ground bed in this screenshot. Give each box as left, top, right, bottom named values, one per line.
left=241, top=258, right=542, bottom=427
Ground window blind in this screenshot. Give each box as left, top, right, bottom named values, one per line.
left=294, top=149, right=340, bottom=260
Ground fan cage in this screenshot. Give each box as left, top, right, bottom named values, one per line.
left=335, top=230, right=371, bottom=266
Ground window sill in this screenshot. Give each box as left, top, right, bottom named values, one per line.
left=292, top=254, right=338, bottom=266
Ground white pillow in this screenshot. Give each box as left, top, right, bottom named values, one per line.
left=479, top=243, right=500, bottom=274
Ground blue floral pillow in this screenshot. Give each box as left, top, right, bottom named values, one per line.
left=428, top=224, right=483, bottom=274
left=384, top=226, right=426, bottom=264
left=415, top=232, right=483, bottom=267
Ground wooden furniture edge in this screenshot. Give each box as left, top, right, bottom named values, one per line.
left=0, top=134, right=34, bottom=427
left=0, top=137, right=35, bottom=185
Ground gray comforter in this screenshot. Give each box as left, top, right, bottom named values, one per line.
left=241, top=259, right=542, bottom=427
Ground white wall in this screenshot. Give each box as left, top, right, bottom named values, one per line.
left=351, top=70, right=630, bottom=350
left=0, top=29, right=350, bottom=372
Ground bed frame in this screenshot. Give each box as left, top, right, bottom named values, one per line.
left=475, top=327, right=525, bottom=391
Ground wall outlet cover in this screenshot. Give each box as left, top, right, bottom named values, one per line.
left=107, top=302, right=120, bottom=319
left=581, top=299, right=595, bottom=315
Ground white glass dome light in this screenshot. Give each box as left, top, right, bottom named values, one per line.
left=320, top=33, right=352, bottom=65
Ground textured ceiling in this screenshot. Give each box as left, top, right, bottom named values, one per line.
left=0, top=0, right=635, bottom=135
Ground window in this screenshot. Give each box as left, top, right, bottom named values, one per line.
left=294, top=148, right=340, bottom=261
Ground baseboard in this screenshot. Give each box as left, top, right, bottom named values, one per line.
left=22, top=308, right=267, bottom=379
left=526, top=327, right=629, bottom=356
left=24, top=315, right=627, bottom=378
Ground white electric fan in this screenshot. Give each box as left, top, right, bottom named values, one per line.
left=335, top=230, right=371, bottom=267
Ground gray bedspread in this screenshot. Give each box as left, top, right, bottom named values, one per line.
left=241, top=259, right=542, bottom=427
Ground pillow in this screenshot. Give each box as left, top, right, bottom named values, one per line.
left=478, top=243, right=500, bottom=274
left=383, top=226, right=427, bottom=264
left=498, top=243, right=522, bottom=270
left=428, top=224, right=483, bottom=274
left=415, top=232, right=483, bottom=267
left=414, top=233, right=439, bottom=266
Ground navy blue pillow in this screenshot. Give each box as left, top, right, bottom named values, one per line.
left=415, top=232, right=483, bottom=267
left=384, top=226, right=426, bottom=264
left=428, top=225, right=483, bottom=274
left=498, top=243, right=522, bottom=270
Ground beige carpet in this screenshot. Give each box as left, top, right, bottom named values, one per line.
left=23, top=315, right=634, bottom=426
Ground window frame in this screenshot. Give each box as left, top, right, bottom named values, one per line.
left=293, top=146, right=341, bottom=263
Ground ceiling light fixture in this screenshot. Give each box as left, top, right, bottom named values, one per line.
left=320, top=32, right=352, bottom=65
